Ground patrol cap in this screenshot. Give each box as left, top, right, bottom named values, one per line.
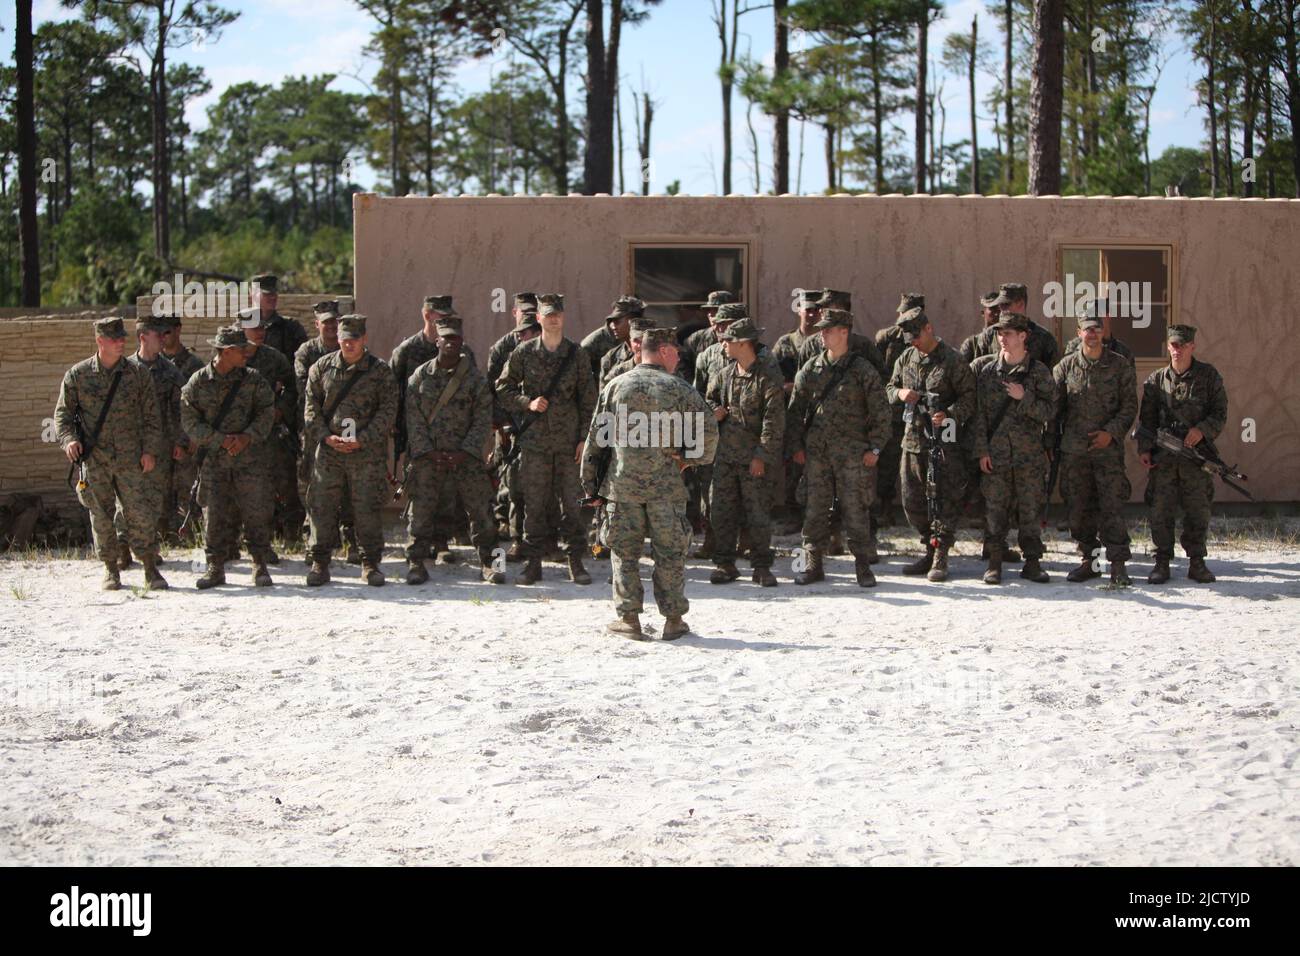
left=163, top=313, right=184, bottom=329
left=979, top=290, right=1001, bottom=309
left=812, top=308, right=854, bottom=330
left=538, top=293, right=564, bottom=316
left=815, top=289, right=851, bottom=311
left=435, top=318, right=462, bottom=337
left=640, top=328, right=678, bottom=351
left=313, top=300, right=341, bottom=319
left=717, top=317, right=764, bottom=342
left=606, top=295, right=645, bottom=321
left=1167, top=324, right=1196, bottom=344
left=514, top=312, right=541, bottom=332
left=237, top=306, right=264, bottom=329
left=1076, top=313, right=1103, bottom=331
left=703, top=290, right=737, bottom=309
left=995, top=312, right=1030, bottom=332
left=423, top=295, right=458, bottom=317
left=513, top=292, right=538, bottom=313
left=712, top=302, right=748, bottom=324
left=796, top=288, right=823, bottom=310
left=208, top=325, right=249, bottom=350
left=628, top=315, right=658, bottom=340
left=95, top=317, right=127, bottom=339
left=895, top=307, right=928, bottom=337
left=991, top=281, right=1028, bottom=307
left=898, top=292, right=925, bottom=314
left=135, top=315, right=170, bottom=334
left=338, top=314, right=368, bottom=339
left=251, top=273, right=278, bottom=294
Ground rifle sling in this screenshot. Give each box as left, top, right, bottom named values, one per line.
left=80, top=364, right=125, bottom=458
left=415, top=359, right=470, bottom=435
left=803, top=353, right=860, bottom=432
left=511, top=340, right=579, bottom=446
left=194, top=370, right=249, bottom=468
left=320, top=357, right=374, bottom=439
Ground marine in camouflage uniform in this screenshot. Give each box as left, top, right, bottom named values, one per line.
left=180, top=326, right=278, bottom=588
left=886, top=309, right=977, bottom=582
left=875, top=292, right=928, bottom=549
left=703, top=318, right=785, bottom=586
left=240, top=307, right=301, bottom=549
left=1052, top=314, right=1138, bottom=585
left=303, top=314, right=399, bottom=587
left=963, top=282, right=1060, bottom=369
left=968, top=313, right=1057, bottom=584
left=1137, top=324, right=1228, bottom=584
left=957, top=291, right=1002, bottom=542
left=958, top=290, right=1002, bottom=365
left=392, top=296, right=479, bottom=562
left=1062, top=311, right=1135, bottom=366
left=160, top=314, right=205, bottom=540
left=54, top=318, right=166, bottom=590
left=114, top=315, right=188, bottom=567
left=487, top=297, right=543, bottom=556
left=680, top=290, right=737, bottom=385
left=771, top=288, right=823, bottom=532
left=580, top=295, right=639, bottom=378
left=786, top=309, right=891, bottom=587
left=403, top=318, right=504, bottom=586
left=582, top=328, right=719, bottom=639
left=495, top=294, right=597, bottom=585
left=293, top=300, right=358, bottom=563
left=250, top=273, right=309, bottom=362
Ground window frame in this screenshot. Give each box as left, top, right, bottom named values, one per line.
left=625, top=237, right=756, bottom=311
left=1054, top=239, right=1178, bottom=369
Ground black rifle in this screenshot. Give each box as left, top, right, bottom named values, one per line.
left=1041, top=412, right=1064, bottom=529
left=180, top=371, right=248, bottom=533
left=1132, top=423, right=1252, bottom=500
left=503, top=341, right=579, bottom=466
left=904, top=390, right=947, bottom=548
left=66, top=366, right=125, bottom=491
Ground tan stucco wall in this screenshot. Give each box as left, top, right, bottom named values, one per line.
left=354, top=193, right=1300, bottom=503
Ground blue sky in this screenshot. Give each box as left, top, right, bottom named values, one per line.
left=9, top=0, right=1206, bottom=195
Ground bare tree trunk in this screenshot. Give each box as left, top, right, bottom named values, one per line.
left=16, top=0, right=39, bottom=306
left=1207, top=14, right=1220, bottom=196
left=557, top=26, right=571, bottom=192
left=872, top=30, right=884, bottom=192
left=1004, top=0, right=1014, bottom=191
left=638, top=92, right=653, bottom=196
left=583, top=0, right=616, bottom=194
left=151, top=15, right=171, bottom=261
left=616, top=71, right=625, bottom=193
left=1028, top=0, right=1064, bottom=195
left=970, top=15, right=980, bottom=193
left=717, top=0, right=733, bottom=194
left=1264, top=64, right=1275, bottom=197
left=773, top=0, right=790, bottom=193
left=1285, top=0, right=1300, bottom=196
left=915, top=11, right=928, bottom=192
left=825, top=123, right=836, bottom=191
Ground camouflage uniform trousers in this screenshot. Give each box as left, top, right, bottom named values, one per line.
left=871, top=419, right=905, bottom=531
left=900, top=448, right=967, bottom=548
left=1148, top=455, right=1213, bottom=560
left=520, top=449, right=586, bottom=557
left=199, top=451, right=274, bottom=564
left=78, top=453, right=161, bottom=563
left=1061, top=450, right=1132, bottom=562
left=405, top=456, right=497, bottom=562
left=686, top=464, right=713, bottom=532
left=307, top=447, right=388, bottom=563
left=299, top=446, right=356, bottom=551
left=803, top=451, right=876, bottom=557
left=606, top=499, right=692, bottom=617
left=267, top=428, right=305, bottom=538
left=114, top=455, right=172, bottom=552
left=981, top=455, right=1047, bottom=560
left=708, top=461, right=774, bottom=568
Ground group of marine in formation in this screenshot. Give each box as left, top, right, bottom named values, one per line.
left=52, top=272, right=1241, bottom=639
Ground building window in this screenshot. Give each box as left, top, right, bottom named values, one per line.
left=629, top=242, right=749, bottom=328
left=1057, top=244, right=1173, bottom=358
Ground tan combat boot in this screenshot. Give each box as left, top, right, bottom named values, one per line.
left=363, top=562, right=385, bottom=587
left=305, top=560, right=330, bottom=587
left=902, top=545, right=934, bottom=576
left=102, top=561, right=121, bottom=591
left=1187, top=557, right=1216, bottom=583
left=567, top=554, right=591, bottom=585
left=607, top=612, right=645, bottom=639
left=516, top=556, right=542, bottom=585
left=142, top=556, right=169, bottom=591
left=406, top=558, right=429, bottom=585
left=661, top=616, right=690, bottom=641
left=794, top=550, right=824, bottom=586
left=252, top=560, right=273, bottom=588
left=927, top=544, right=951, bottom=582
left=196, top=561, right=225, bottom=590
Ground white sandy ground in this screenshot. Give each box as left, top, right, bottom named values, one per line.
left=1, top=524, right=1297, bottom=866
